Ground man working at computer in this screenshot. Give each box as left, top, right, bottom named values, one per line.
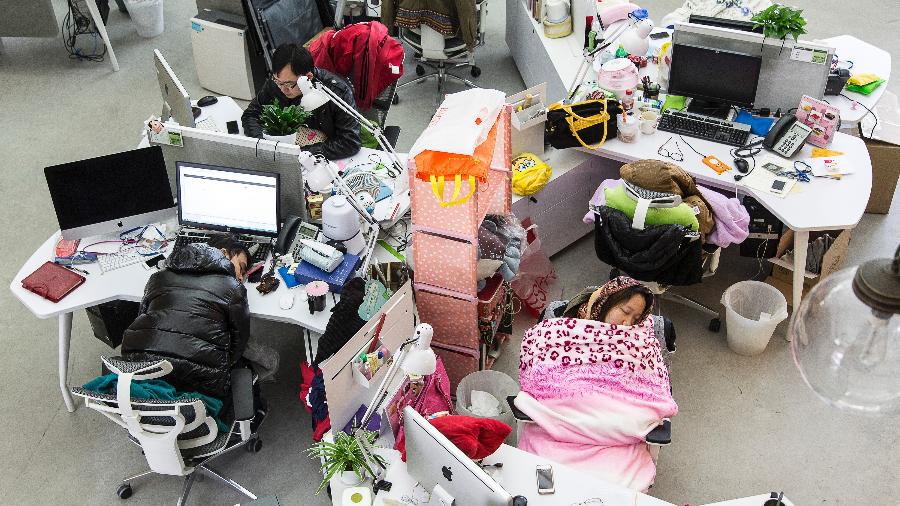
left=242, top=43, right=361, bottom=160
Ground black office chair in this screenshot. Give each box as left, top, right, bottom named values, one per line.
left=72, top=357, right=264, bottom=505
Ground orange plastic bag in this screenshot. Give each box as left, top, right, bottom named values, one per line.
left=413, top=119, right=500, bottom=207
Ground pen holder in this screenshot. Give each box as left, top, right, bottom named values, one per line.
left=307, top=280, right=328, bottom=314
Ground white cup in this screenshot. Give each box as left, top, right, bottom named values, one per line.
left=639, top=110, right=659, bottom=135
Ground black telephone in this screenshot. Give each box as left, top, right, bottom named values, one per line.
left=763, top=114, right=813, bottom=158
left=275, top=215, right=321, bottom=255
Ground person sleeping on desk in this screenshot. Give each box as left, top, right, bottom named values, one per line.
left=241, top=43, right=361, bottom=160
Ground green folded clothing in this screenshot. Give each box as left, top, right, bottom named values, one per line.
left=605, top=185, right=699, bottom=231
left=662, top=95, right=687, bottom=112
left=846, top=79, right=885, bottom=95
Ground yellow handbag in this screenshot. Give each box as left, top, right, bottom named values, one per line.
left=512, top=153, right=552, bottom=196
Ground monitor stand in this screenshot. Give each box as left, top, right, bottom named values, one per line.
left=685, top=98, right=732, bottom=120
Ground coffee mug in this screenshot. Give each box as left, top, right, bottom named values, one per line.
left=639, top=110, right=659, bottom=135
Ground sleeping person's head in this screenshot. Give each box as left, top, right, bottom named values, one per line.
left=565, top=276, right=654, bottom=325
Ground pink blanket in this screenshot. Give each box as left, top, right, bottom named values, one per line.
left=516, top=317, right=677, bottom=491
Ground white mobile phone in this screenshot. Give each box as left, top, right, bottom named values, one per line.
left=536, top=465, right=555, bottom=494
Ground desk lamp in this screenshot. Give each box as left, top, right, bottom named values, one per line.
left=297, top=75, right=405, bottom=182
left=353, top=323, right=437, bottom=491
left=790, top=244, right=900, bottom=415
left=298, top=152, right=379, bottom=273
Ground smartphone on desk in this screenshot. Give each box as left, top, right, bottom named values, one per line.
left=536, top=465, right=555, bottom=494
left=143, top=254, right=166, bottom=270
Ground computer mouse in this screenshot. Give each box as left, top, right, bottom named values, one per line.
left=279, top=292, right=295, bottom=310
left=197, top=95, right=218, bottom=107
left=734, top=158, right=750, bottom=174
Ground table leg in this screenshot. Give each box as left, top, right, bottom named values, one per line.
left=788, top=230, right=810, bottom=341
left=83, top=0, right=120, bottom=72
left=59, top=312, right=76, bottom=412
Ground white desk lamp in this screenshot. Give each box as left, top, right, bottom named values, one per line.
left=566, top=13, right=653, bottom=102
left=297, top=75, right=405, bottom=181
left=353, top=323, right=438, bottom=491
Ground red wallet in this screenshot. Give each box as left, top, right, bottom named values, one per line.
left=21, top=261, right=86, bottom=303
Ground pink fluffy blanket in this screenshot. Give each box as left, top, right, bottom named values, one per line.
left=515, top=316, right=677, bottom=491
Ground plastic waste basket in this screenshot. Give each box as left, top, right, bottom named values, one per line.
left=721, top=281, right=789, bottom=356
left=456, top=370, right=519, bottom=444
left=124, top=0, right=164, bottom=38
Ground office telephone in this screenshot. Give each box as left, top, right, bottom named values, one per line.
left=763, top=115, right=812, bottom=158
left=275, top=215, right=320, bottom=256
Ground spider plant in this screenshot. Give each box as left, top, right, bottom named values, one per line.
left=306, top=430, right=384, bottom=494
left=259, top=101, right=312, bottom=136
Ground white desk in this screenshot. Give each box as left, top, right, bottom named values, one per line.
left=819, top=35, right=892, bottom=125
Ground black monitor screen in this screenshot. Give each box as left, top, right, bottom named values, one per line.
left=44, top=146, right=174, bottom=231
left=667, top=44, right=762, bottom=108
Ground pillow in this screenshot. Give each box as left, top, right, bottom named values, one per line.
left=430, top=415, right=511, bottom=460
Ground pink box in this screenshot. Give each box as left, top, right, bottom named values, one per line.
left=432, top=342, right=480, bottom=392
left=416, top=286, right=480, bottom=349
left=412, top=231, right=478, bottom=296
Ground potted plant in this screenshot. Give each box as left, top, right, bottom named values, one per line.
left=306, top=430, right=384, bottom=493
left=751, top=4, right=807, bottom=53
left=259, top=101, right=312, bottom=143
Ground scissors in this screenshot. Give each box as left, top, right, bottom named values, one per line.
left=369, top=153, right=400, bottom=178
left=793, top=160, right=841, bottom=181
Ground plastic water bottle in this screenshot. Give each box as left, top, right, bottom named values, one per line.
left=622, top=89, right=635, bottom=111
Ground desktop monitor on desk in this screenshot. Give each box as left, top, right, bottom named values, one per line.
left=404, top=407, right=513, bottom=506
left=154, top=49, right=196, bottom=128
left=667, top=43, right=762, bottom=118
left=44, top=146, right=176, bottom=240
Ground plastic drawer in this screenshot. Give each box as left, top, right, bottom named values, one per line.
left=412, top=231, right=478, bottom=297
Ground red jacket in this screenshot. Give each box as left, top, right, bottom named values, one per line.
left=310, top=21, right=405, bottom=112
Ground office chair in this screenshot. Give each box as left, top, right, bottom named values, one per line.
left=72, top=357, right=263, bottom=505
left=591, top=180, right=723, bottom=332
left=393, top=0, right=488, bottom=102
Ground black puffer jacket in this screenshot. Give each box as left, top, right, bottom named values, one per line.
left=241, top=68, right=361, bottom=160
left=122, top=244, right=250, bottom=399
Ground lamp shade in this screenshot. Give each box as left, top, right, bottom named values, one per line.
left=299, top=152, right=334, bottom=192
left=298, top=76, right=330, bottom=111
left=620, top=18, right=653, bottom=56
left=597, top=58, right=641, bottom=94
left=790, top=249, right=900, bottom=415
left=402, top=323, right=437, bottom=376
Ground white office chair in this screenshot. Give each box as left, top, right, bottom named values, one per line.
left=394, top=0, right=488, bottom=101
left=72, top=357, right=262, bottom=505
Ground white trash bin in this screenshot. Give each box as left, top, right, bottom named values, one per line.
left=721, top=281, right=789, bottom=356
left=456, top=370, right=520, bottom=444
left=124, top=0, right=164, bottom=38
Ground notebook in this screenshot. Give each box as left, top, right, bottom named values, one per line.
left=21, top=261, right=86, bottom=302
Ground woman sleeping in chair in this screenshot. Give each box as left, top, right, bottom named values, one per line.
left=514, top=276, right=678, bottom=492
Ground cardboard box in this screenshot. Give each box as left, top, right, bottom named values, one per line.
left=859, top=132, right=900, bottom=214
left=766, top=228, right=851, bottom=307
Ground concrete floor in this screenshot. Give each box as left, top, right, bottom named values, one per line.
left=0, top=0, right=898, bottom=504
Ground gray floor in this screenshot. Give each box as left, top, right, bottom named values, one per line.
left=0, top=1, right=898, bottom=505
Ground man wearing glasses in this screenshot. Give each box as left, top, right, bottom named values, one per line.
left=242, top=43, right=361, bottom=160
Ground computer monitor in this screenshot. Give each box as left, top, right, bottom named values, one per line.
left=404, top=407, right=512, bottom=506
left=154, top=49, right=196, bottom=128
left=45, top=146, right=176, bottom=240
left=667, top=43, right=762, bottom=117
left=176, top=162, right=280, bottom=237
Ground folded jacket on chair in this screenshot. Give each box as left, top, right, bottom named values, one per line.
left=593, top=206, right=703, bottom=286
left=604, top=185, right=700, bottom=231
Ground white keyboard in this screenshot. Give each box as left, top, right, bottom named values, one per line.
left=194, top=117, right=221, bottom=132
left=98, top=250, right=145, bottom=273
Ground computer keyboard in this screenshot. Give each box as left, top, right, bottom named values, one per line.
left=98, top=250, right=146, bottom=273
left=194, top=117, right=222, bottom=132
left=171, top=231, right=273, bottom=265
left=657, top=110, right=751, bottom=147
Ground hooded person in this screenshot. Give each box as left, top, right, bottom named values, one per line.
left=514, top=276, right=677, bottom=492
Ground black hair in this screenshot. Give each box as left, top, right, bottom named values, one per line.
left=207, top=234, right=251, bottom=264
left=271, top=43, right=314, bottom=76
left=598, top=285, right=653, bottom=322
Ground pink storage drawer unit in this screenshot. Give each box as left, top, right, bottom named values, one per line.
left=432, top=342, right=480, bottom=393
left=412, top=231, right=478, bottom=297
left=416, top=285, right=480, bottom=350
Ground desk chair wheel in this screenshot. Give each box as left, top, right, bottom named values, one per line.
left=116, top=483, right=133, bottom=500
left=471, top=66, right=482, bottom=78
left=416, top=65, right=426, bottom=76
left=709, top=318, right=721, bottom=333
left=392, top=94, right=399, bottom=105
left=246, top=436, right=263, bottom=453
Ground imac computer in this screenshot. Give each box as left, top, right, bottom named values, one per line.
left=404, top=407, right=513, bottom=506
left=667, top=43, right=762, bottom=119
left=45, top=146, right=176, bottom=240
left=154, top=49, right=196, bottom=128
left=176, top=162, right=280, bottom=237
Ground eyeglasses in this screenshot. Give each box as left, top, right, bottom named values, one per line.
left=272, top=76, right=299, bottom=90
left=657, top=137, right=684, bottom=162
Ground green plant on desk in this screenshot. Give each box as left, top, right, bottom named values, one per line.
left=259, top=101, right=312, bottom=136
left=306, top=430, right=383, bottom=494
left=751, top=4, right=807, bottom=44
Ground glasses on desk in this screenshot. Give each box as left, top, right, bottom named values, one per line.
left=272, top=76, right=299, bottom=90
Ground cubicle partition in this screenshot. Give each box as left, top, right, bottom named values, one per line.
left=148, top=127, right=308, bottom=220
